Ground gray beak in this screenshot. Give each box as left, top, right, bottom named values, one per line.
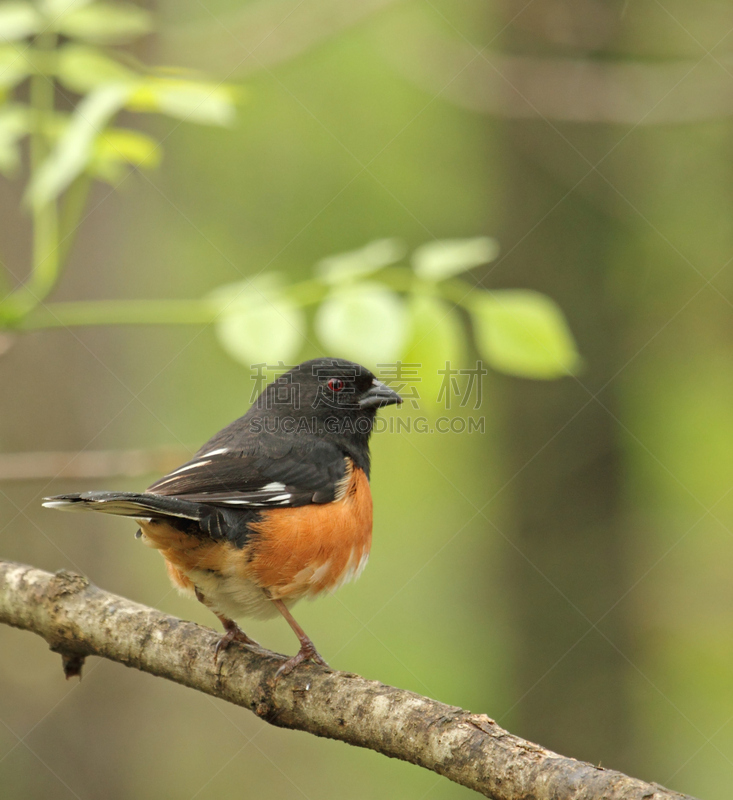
left=359, top=379, right=402, bottom=410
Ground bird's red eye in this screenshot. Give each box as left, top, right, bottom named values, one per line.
left=328, top=377, right=345, bottom=392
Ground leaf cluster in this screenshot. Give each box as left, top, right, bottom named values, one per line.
left=0, top=3, right=581, bottom=389
left=212, top=237, right=582, bottom=387
left=0, top=0, right=237, bottom=321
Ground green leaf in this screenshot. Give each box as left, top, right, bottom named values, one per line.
left=0, top=44, right=30, bottom=88
left=0, top=103, right=29, bottom=174
left=88, top=127, right=160, bottom=182
left=211, top=280, right=305, bottom=366
left=56, top=43, right=138, bottom=94
left=54, top=2, right=152, bottom=44
left=315, top=282, right=407, bottom=366
left=412, top=236, right=499, bottom=281
left=402, top=292, right=464, bottom=409
left=0, top=2, right=41, bottom=41
left=26, top=83, right=132, bottom=208
left=128, top=78, right=237, bottom=126
left=95, top=127, right=159, bottom=166
left=316, top=238, right=405, bottom=285
left=470, top=290, right=581, bottom=379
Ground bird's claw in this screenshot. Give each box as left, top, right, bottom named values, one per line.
left=214, top=626, right=263, bottom=663
left=275, top=643, right=331, bottom=677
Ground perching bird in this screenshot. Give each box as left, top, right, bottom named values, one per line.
left=43, top=358, right=401, bottom=675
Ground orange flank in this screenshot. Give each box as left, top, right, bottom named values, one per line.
left=140, top=523, right=223, bottom=594
left=246, top=462, right=373, bottom=600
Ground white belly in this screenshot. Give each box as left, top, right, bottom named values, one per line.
left=188, top=568, right=281, bottom=621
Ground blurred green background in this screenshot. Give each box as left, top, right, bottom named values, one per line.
left=2, top=0, right=733, bottom=798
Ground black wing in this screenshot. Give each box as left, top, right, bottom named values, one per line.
left=45, top=439, right=350, bottom=549
left=147, top=438, right=347, bottom=508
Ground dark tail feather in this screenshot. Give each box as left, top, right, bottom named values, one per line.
left=42, top=492, right=202, bottom=522
left=43, top=492, right=254, bottom=546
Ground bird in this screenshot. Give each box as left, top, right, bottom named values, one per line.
left=43, top=357, right=402, bottom=675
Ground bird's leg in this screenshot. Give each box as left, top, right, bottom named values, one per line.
left=214, top=616, right=263, bottom=661
left=271, top=598, right=331, bottom=676
left=194, top=587, right=261, bottom=660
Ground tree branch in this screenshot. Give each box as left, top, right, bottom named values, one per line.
left=0, top=559, right=695, bottom=800
left=0, top=446, right=191, bottom=481
left=158, top=0, right=407, bottom=75
left=378, top=12, right=733, bottom=126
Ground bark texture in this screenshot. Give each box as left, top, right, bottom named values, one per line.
left=0, top=559, right=694, bottom=800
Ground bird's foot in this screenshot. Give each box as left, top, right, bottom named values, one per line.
left=275, top=641, right=331, bottom=678
left=214, top=622, right=265, bottom=663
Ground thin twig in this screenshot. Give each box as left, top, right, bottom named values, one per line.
left=159, top=0, right=407, bottom=75
left=0, top=447, right=191, bottom=481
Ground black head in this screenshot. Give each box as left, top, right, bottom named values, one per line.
left=255, top=357, right=401, bottom=417
left=245, top=358, right=401, bottom=471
